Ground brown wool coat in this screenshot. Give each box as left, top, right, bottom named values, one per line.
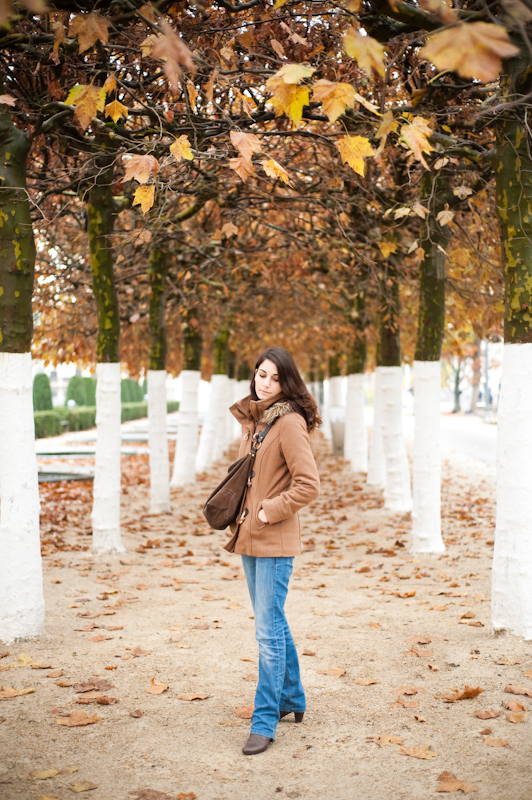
left=224, top=392, right=320, bottom=557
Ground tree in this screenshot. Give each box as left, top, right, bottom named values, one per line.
left=33, top=373, right=53, bottom=411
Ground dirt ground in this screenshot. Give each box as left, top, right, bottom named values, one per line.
left=1, top=432, right=532, bottom=800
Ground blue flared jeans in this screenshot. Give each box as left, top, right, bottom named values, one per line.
left=241, top=555, right=306, bottom=739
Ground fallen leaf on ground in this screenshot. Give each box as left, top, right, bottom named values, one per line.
left=145, top=678, right=168, bottom=695
left=302, top=650, right=315, bottom=656
left=407, top=635, right=431, bottom=644
left=46, top=670, right=63, bottom=679
left=70, top=782, right=98, bottom=792
left=459, top=620, right=484, bottom=627
left=55, top=710, right=102, bottom=727
left=506, top=712, right=526, bottom=723
left=436, top=772, right=480, bottom=794
left=495, top=657, right=525, bottom=665
left=367, top=734, right=403, bottom=746
left=460, top=610, right=476, bottom=619
left=57, top=680, right=76, bottom=687
left=31, top=769, right=60, bottom=779
left=504, top=685, right=532, bottom=697
left=177, top=794, right=197, bottom=800
left=479, top=728, right=492, bottom=735
left=0, top=686, right=35, bottom=699
left=398, top=745, right=438, bottom=759
left=129, top=791, right=174, bottom=800
left=356, top=678, right=379, bottom=685
left=88, top=635, right=113, bottom=642
left=404, top=646, right=432, bottom=658
left=504, top=699, right=527, bottom=712
left=130, top=647, right=152, bottom=657
left=179, top=693, right=209, bottom=701
left=525, top=669, right=532, bottom=678
left=484, top=738, right=509, bottom=747
left=390, top=697, right=418, bottom=708
left=318, top=668, right=346, bottom=677
left=233, top=704, right=254, bottom=719
left=130, top=710, right=142, bottom=718
left=437, top=686, right=484, bottom=703
left=74, top=679, right=114, bottom=693
left=30, top=663, right=54, bottom=670
left=393, top=685, right=421, bottom=695
left=414, top=715, right=426, bottom=722
left=474, top=708, right=500, bottom=719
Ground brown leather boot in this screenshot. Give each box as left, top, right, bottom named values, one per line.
left=242, top=734, right=272, bottom=755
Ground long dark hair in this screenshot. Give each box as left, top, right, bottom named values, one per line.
left=250, top=347, right=322, bottom=432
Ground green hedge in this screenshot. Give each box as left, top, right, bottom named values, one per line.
left=66, top=375, right=87, bottom=407
left=35, top=401, right=179, bottom=438
left=83, top=376, right=97, bottom=406
left=33, top=373, right=53, bottom=411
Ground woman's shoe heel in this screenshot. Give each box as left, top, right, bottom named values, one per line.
left=280, top=710, right=305, bottom=722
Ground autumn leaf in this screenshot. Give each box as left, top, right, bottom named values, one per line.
left=437, top=209, right=455, bottom=226
left=0, top=94, right=15, bottom=106
left=170, top=135, right=194, bottom=161
left=179, top=693, right=209, bottom=701
left=151, top=20, right=195, bottom=89
left=375, top=110, right=398, bottom=155
left=312, top=80, right=357, bottom=123
left=438, top=685, right=484, bottom=703
left=368, top=734, right=403, bottom=746
left=70, top=782, right=99, bottom=793
left=0, top=685, right=35, bottom=699
left=230, top=131, right=262, bottom=162
left=271, top=39, right=285, bottom=58
left=356, top=678, right=379, bottom=685
left=229, top=156, right=254, bottom=182
left=378, top=241, right=397, bottom=258
left=145, top=677, right=168, bottom=694
left=484, top=738, right=509, bottom=747
left=400, top=116, right=435, bottom=168
left=337, top=135, right=375, bottom=176
left=269, top=63, right=315, bottom=84
left=104, top=99, right=128, bottom=123
left=266, top=82, right=310, bottom=126
left=318, top=668, right=346, bottom=677
left=65, top=84, right=106, bottom=131
left=398, top=745, right=438, bottom=759
left=69, top=13, right=109, bottom=54
left=474, top=708, right=501, bottom=719
left=353, top=91, right=381, bottom=116
left=55, top=710, right=102, bottom=727
left=344, top=27, right=385, bottom=78
left=504, top=699, right=527, bottom=711
left=504, top=684, right=532, bottom=697
left=31, top=769, right=60, bottom=779
left=133, top=185, right=155, bottom=214
left=124, top=155, right=160, bottom=185
left=261, top=158, right=291, bottom=184
left=413, top=202, right=430, bottom=219
left=421, top=22, right=520, bottom=83
left=506, top=712, right=526, bottom=723
left=221, top=222, right=239, bottom=238
left=436, top=773, right=480, bottom=794
left=233, top=704, right=254, bottom=718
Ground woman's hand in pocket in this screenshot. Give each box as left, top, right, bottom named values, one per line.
left=258, top=508, right=269, bottom=524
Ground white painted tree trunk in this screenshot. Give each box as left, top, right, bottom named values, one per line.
left=345, top=373, right=368, bottom=473
left=328, top=375, right=344, bottom=407
left=411, top=360, right=444, bottom=553
left=0, top=353, right=44, bottom=642
left=92, top=362, right=125, bottom=554
left=171, top=369, right=200, bottom=487
left=321, top=381, right=332, bottom=441
left=492, top=343, right=532, bottom=639
left=147, top=369, right=171, bottom=514
left=212, top=374, right=231, bottom=460
left=196, top=374, right=228, bottom=472
left=380, top=366, right=412, bottom=512
left=367, top=368, right=385, bottom=487
left=233, top=380, right=248, bottom=440
left=226, top=377, right=237, bottom=448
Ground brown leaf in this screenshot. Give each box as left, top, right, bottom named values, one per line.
left=55, top=710, right=102, bottom=727
left=70, top=781, right=99, bottom=792
left=89, top=635, right=113, bottom=642
left=151, top=20, right=195, bottom=89
left=398, top=745, right=438, bottom=759
left=367, top=734, right=403, bottom=746
left=407, top=635, right=432, bottom=644
left=495, top=656, right=525, bottom=665
left=69, top=13, right=109, bottom=54
left=74, top=679, right=114, bottom=693
left=474, top=709, right=501, bottom=719
left=179, top=693, right=209, bottom=701
left=390, top=698, right=418, bottom=709
left=31, top=769, right=60, bottom=779
left=438, top=685, right=484, bottom=703
left=0, top=685, right=35, bottom=699
left=131, top=647, right=151, bottom=657
left=229, top=156, right=254, bottom=183
left=356, top=678, right=379, bottom=685
left=129, top=791, right=173, bottom=800
left=302, top=649, right=315, bottom=656
left=46, top=669, right=63, bottom=679
left=124, top=155, right=160, bottom=185
left=130, top=710, right=143, bottom=718
left=436, top=776, right=480, bottom=794
left=145, top=678, right=168, bottom=695
left=177, top=794, right=197, bottom=800
left=394, top=685, right=421, bottom=695
left=318, top=668, right=346, bottom=677
left=479, top=728, right=492, bottom=735
left=484, top=738, right=509, bottom=747
left=506, top=712, right=526, bottom=723
left=504, top=699, right=527, bottom=712
left=233, top=704, right=254, bottom=719
left=505, top=685, right=532, bottom=697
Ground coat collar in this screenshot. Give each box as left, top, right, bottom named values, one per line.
left=230, top=391, right=286, bottom=424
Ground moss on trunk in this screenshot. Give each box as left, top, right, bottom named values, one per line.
left=377, top=261, right=401, bottom=367
left=213, top=326, right=229, bottom=375
left=87, top=155, right=120, bottom=363
left=347, top=293, right=367, bottom=374
left=148, top=248, right=168, bottom=371
left=181, top=308, right=202, bottom=371
left=0, top=113, right=35, bottom=353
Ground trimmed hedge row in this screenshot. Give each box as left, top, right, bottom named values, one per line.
left=35, top=400, right=180, bottom=439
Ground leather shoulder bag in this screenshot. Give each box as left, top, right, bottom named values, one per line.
left=202, top=420, right=276, bottom=531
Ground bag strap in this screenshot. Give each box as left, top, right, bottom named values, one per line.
left=235, top=418, right=278, bottom=526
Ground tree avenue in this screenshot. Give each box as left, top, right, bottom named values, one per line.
left=0, top=0, right=526, bottom=638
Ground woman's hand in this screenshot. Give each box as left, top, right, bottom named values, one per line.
left=258, top=508, right=269, bottom=524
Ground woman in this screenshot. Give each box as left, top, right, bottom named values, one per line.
left=225, top=347, right=321, bottom=755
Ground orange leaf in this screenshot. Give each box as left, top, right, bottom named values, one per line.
left=344, top=27, right=385, bottom=77
left=233, top=704, right=254, bottom=719
left=179, top=693, right=209, bottom=701
left=151, top=20, right=195, bottom=89
left=145, top=677, right=168, bottom=695
left=124, top=154, right=160, bottom=185
left=230, top=130, right=262, bottom=161
left=55, top=709, right=102, bottom=726
left=133, top=185, right=155, bottom=214
left=229, top=156, right=254, bottom=182
left=474, top=708, right=501, bottom=719
left=484, top=737, right=509, bottom=747
left=69, top=13, right=109, bottom=54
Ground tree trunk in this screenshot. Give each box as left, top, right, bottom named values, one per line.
left=171, top=309, right=202, bottom=487
left=367, top=368, right=385, bottom=487
left=412, top=173, right=448, bottom=553
left=196, top=327, right=230, bottom=473
left=470, top=336, right=481, bottom=412
left=453, top=361, right=462, bottom=413
left=0, top=114, right=44, bottom=641
left=226, top=344, right=237, bottom=449
left=377, top=263, right=412, bottom=511
left=147, top=248, right=170, bottom=514
left=492, top=82, right=532, bottom=638
left=345, top=294, right=368, bottom=472
left=87, top=155, right=124, bottom=554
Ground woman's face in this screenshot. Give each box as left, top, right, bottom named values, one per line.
left=254, top=358, right=280, bottom=400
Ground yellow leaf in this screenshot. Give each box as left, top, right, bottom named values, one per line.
left=378, top=241, right=398, bottom=258
left=229, top=156, right=254, bottom=182
left=312, top=80, right=357, bottom=123
left=353, top=91, right=381, bottom=116
left=69, top=13, right=109, bottom=54
left=103, top=74, right=117, bottom=94
left=230, top=131, right=262, bottom=161
left=170, top=135, right=194, bottom=161
left=267, top=63, right=315, bottom=85
left=31, top=770, right=60, bottom=779
left=133, top=185, right=155, bottom=214
left=375, top=110, right=398, bottom=154
left=267, top=83, right=310, bottom=126
left=186, top=79, right=196, bottom=108
left=398, top=745, right=438, bottom=759
left=140, top=34, right=158, bottom=57
left=412, top=202, right=430, bottom=219
left=436, top=208, right=455, bottom=226
left=104, top=99, right=128, bottom=123
left=418, top=0, right=457, bottom=23
left=421, top=22, right=519, bottom=83
left=261, top=158, right=291, bottom=184
left=394, top=206, right=411, bottom=219
left=65, top=84, right=106, bottom=131
left=274, top=0, right=289, bottom=7
left=51, top=20, right=65, bottom=65
left=336, top=135, right=375, bottom=176
left=124, top=154, right=160, bottom=184
left=400, top=116, right=434, bottom=169
left=344, top=27, right=385, bottom=78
